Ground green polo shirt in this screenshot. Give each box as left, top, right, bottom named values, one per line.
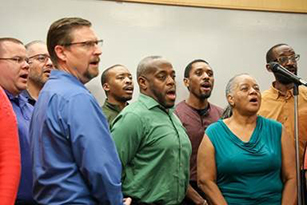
left=102, top=100, right=121, bottom=125
left=111, top=94, right=192, bottom=204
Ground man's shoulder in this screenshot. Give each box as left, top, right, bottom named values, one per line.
left=44, top=80, right=91, bottom=101
left=174, top=100, right=187, bottom=111
left=261, top=87, right=273, bottom=94
left=119, top=100, right=148, bottom=116
left=261, top=87, right=275, bottom=100
left=174, top=101, right=193, bottom=119
left=101, top=100, right=109, bottom=111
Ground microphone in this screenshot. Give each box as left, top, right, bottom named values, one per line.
left=268, top=62, right=307, bottom=86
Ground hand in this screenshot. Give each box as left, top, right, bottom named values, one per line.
left=123, top=197, right=132, bottom=205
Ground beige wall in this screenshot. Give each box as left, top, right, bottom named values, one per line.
left=1, top=0, right=307, bottom=107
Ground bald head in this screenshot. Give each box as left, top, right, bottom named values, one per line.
left=137, top=56, right=176, bottom=109
left=136, top=56, right=168, bottom=79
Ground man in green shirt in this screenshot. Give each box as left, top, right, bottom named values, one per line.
left=111, top=56, right=192, bottom=204
left=101, top=64, right=134, bottom=124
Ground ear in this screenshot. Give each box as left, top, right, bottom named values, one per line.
left=227, top=94, right=235, bottom=107
left=138, top=76, right=147, bottom=91
left=266, top=63, right=273, bottom=72
left=183, top=78, right=189, bottom=88
left=54, top=45, right=67, bottom=63
left=102, top=83, right=110, bottom=92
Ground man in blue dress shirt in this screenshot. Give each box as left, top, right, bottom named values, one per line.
left=29, top=17, right=129, bottom=204
left=0, top=37, right=37, bottom=205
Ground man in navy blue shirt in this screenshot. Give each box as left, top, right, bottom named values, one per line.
left=0, top=38, right=36, bottom=204
left=29, top=17, right=130, bottom=204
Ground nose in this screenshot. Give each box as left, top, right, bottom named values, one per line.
left=125, top=77, right=133, bottom=84
left=166, top=75, right=175, bottom=86
left=22, top=60, right=30, bottom=70
left=94, top=44, right=102, bottom=56
left=202, top=72, right=210, bottom=80
left=45, top=57, right=54, bottom=68
left=249, top=87, right=258, bottom=94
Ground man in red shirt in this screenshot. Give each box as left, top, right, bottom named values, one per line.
left=0, top=86, right=21, bottom=204
left=175, top=59, right=223, bottom=204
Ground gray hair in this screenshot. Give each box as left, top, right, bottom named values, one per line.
left=25, top=40, right=45, bottom=50
left=222, top=73, right=249, bottom=119
left=225, top=73, right=249, bottom=97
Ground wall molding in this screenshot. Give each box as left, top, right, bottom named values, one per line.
left=111, top=0, right=307, bottom=13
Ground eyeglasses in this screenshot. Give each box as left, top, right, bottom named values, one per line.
left=28, top=54, right=51, bottom=64
left=0, top=56, right=29, bottom=64
left=275, top=54, right=300, bottom=64
left=63, top=39, right=103, bottom=49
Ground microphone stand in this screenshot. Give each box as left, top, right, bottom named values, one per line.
left=271, top=62, right=307, bottom=203
left=293, top=83, right=302, bottom=205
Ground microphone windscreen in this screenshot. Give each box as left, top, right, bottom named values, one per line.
left=268, top=62, right=279, bottom=72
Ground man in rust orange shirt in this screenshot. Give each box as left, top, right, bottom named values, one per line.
left=258, top=43, right=307, bottom=166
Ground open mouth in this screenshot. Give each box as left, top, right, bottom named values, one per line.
left=200, top=82, right=211, bottom=90
left=288, top=69, right=297, bottom=75
left=43, top=69, right=51, bottom=75
left=123, top=86, right=133, bottom=94
left=20, top=73, right=28, bottom=80
left=90, top=59, right=100, bottom=66
left=285, top=66, right=297, bottom=75
left=166, top=89, right=176, bottom=100
left=249, top=97, right=258, bottom=103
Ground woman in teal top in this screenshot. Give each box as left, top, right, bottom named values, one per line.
left=197, top=74, right=297, bottom=205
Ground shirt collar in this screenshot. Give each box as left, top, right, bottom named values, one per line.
left=184, top=100, right=211, bottom=113
left=20, top=90, right=36, bottom=106
left=5, top=90, right=28, bottom=108
left=139, top=93, right=174, bottom=113
left=50, top=69, right=86, bottom=89
left=271, top=82, right=294, bottom=100
left=104, top=100, right=122, bottom=112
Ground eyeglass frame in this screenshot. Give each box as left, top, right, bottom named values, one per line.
left=274, top=54, right=300, bottom=65
left=62, top=39, right=103, bottom=49
left=28, top=54, right=51, bottom=64
left=0, top=56, right=29, bottom=64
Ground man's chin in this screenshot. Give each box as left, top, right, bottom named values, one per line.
left=163, top=101, right=175, bottom=109
left=17, top=83, right=27, bottom=91
left=116, top=96, right=132, bottom=102
left=84, top=71, right=99, bottom=81
left=200, top=93, right=212, bottom=100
